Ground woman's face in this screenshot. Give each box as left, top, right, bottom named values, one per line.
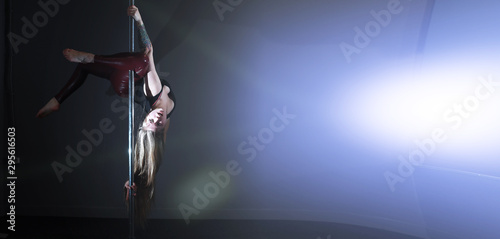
left=142, top=108, right=167, bottom=132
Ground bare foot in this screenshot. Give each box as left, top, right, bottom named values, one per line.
left=36, top=97, right=60, bottom=118
left=63, top=49, right=94, bottom=63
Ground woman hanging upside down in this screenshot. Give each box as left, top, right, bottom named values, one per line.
left=36, top=5, right=174, bottom=226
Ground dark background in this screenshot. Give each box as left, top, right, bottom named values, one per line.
left=2, top=0, right=500, bottom=238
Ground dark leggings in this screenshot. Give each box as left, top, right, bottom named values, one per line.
left=55, top=52, right=150, bottom=103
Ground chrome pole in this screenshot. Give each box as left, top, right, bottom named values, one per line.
left=128, top=0, right=135, bottom=238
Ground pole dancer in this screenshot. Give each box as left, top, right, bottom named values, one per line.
left=36, top=5, right=175, bottom=227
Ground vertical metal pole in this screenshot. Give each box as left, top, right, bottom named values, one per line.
left=128, top=0, right=135, bottom=238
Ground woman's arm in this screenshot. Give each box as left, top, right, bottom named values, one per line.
left=128, top=5, right=152, bottom=54
left=128, top=5, right=162, bottom=96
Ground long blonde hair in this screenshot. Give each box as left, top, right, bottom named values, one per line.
left=130, top=126, right=165, bottom=226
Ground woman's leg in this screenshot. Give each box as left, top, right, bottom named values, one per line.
left=36, top=49, right=149, bottom=118
left=92, top=53, right=150, bottom=97
left=36, top=62, right=94, bottom=118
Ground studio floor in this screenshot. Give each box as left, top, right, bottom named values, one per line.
left=1, top=216, right=424, bottom=239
